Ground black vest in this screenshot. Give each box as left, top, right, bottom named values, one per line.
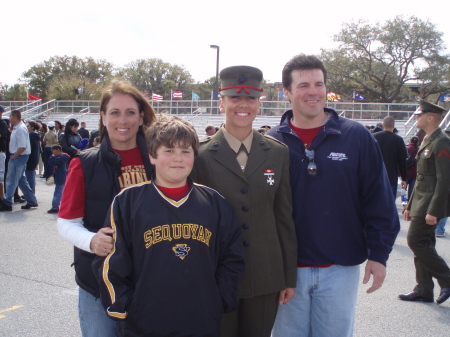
left=73, top=133, right=153, bottom=296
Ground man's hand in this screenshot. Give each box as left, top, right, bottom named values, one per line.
left=363, top=260, right=386, bottom=293
left=425, top=214, right=438, bottom=226
left=278, top=287, right=295, bottom=305
left=403, top=209, right=411, bottom=221
left=90, top=227, right=115, bottom=256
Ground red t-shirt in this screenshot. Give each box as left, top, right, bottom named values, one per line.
left=157, top=183, right=190, bottom=201
left=59, top=147, right=146, bottom=219
left=289, top=120, right=323, bottom=148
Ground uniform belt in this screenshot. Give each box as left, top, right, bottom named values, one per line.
left=416, top=174, right=435, bottom=181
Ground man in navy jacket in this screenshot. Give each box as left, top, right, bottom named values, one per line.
left=267, top=54, right=399, bottom=337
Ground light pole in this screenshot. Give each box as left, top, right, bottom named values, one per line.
left=210, top=45, right=220, bottom=101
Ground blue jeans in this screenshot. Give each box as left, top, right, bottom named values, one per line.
left=78, top=287, right=117, bottom=337
left=25, top=169, right=36, bottom=194
left=52, top=184, right=64, bottom=210
left=391, top=184, right=398, bottom=200
left=3, top=155, right=37, bottom=207
left=272, top=265, right=360, bottom=337
left=436, top=217, right=449, bottom=236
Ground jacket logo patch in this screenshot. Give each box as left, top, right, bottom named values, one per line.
left=327, top=152, right=348, bottom=161
left=173, top=244, right=191, bottom=260
left=438, top=148, right=450, bottom=159
left=264, top=169, right=275, bottom=185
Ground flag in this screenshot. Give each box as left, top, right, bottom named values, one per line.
left=172, top=91, right=183, bottom=99
left=192, top=92, right=200, bottom=101
left=28, top=93, right=41, bottom=101
left=439, top=94, right=450, bottom=103
left=152, top=93, right=163, bottom=101
left=353, top=91, right=366, bottom=100
left=0, top=82, right=3, bottom=93
left=259, top=94, right=267, bottom=101
left=279, top=91, right=285, bottom=99
left=211, top=91, right=220, bottom=100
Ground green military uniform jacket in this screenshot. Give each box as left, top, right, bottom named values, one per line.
left=190, top=128, right=297, bottom=298
left=407, top=128, right=450, bottom=218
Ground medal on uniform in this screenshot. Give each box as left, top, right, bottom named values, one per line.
left=264, top=169, right=275, bottom=185
left=424, top=149, right=430, bottom=157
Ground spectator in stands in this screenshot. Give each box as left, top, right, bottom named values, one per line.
left=43, top=121, right=58, bottom=181
left=0, top=110, right=39, bottom=211
left=54, top=120, right=63, bottom=138
left=406, top=136, right=419, bottom=200
left=59, top=118, right=82, bottom=158
left=0, top=106, right=8, bottom=202
left=78, top=121, right=90, bottom=139
left=25, top=121, right=41, bottom=194
left=47, top=145, right=70, bottom=214
left=373, top=116, right=407, bottom=198
left=205, top=124, right=216, bottom=136
left=57, top=81, right=156, bottom=336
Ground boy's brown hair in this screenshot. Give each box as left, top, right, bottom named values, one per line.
left=145, top=115, right=199, bottom=158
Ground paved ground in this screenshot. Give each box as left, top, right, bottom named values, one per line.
left=1, top=177, right=450, bottom=336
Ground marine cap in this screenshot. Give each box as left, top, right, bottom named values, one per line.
left=0, top=106, right=5, bottom=113
left=47, top=121, right=55, bottom=127
left=415, top=100, right=447, bottom=115
left=219, top=66, right=263, bottom=98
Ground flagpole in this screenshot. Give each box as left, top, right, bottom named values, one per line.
left=170, top=89, right=173, bottom=115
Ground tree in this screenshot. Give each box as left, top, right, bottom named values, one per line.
left=119, top=58, right=194, bottom=98
left=321, top=16, right=450, bottom=103
left=0, top=84, right=27, bottom=101
left=47, top=76, right=107, bottom=100
left=22, top=55, right=114, bottom=100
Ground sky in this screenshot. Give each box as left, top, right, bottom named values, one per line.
left=1, top=0, right=449, bottom=88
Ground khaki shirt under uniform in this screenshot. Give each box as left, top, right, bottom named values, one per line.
left=43, top=130, right=58, bottom=148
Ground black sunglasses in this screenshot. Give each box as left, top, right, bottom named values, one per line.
left=305, top=149, right=317, bottom=177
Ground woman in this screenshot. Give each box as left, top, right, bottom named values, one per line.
left=59, top=118, right=82, bottom=158
left=57, top=81, right=156, bottom=337
left=54, top=120, right=63, bottom=138
left=42, top=121, right=58, bottom=180
left=25, top=120, right=41, bottom=194
left=406, top=136, right=419, bottom=200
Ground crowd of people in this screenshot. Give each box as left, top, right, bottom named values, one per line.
left=0, top=54, right=449, bottom=337
left=0, top=110, right=99, bottom=213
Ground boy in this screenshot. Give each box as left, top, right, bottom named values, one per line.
left=47, top=145, right=70, bottom=213
left=98, top=115, right=244, bottom=336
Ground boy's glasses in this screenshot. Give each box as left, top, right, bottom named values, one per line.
left=305, top=149, right=317, bottom=177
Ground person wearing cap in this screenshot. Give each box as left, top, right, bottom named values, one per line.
left=42, top=121, right=58, bottom=181
left=190, top=65, right=297, bottom=337
left=0, top=106, right=9, bottom=202
left=400, top=100, right=450, bottom=304
left=266, top=54, right=399, bottom=337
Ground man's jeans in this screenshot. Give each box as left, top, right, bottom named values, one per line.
left=52, top=184, right=64, bottom=210
left=25, top=169, right=36, bottom=194
left=272, top=265, right=360, bottom=337
left=3, top=155, right=37, bottom=206
left=78, top=287, right=117, bottom=337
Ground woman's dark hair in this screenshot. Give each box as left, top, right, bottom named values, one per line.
left=27, top=120, right=40, bottom=131
left=410, top=136, right=419, bottom=145
left=64, top=118, right=79, bottom=135
left=55, top=120, right=62, bottom=129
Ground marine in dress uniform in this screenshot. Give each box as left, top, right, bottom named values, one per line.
left=190, top=66, right=297, bottom=337
left=400, top=100, right=450, bottom=304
